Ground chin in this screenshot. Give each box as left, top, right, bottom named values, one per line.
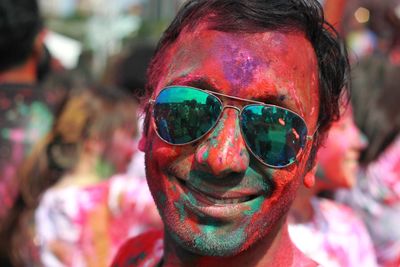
left=162, top=191, right=291, bottom=258
left=343, top=174, right=357, bottom=188
left=167, top=224, right=246, bottom=257
left=161, top=201, right=253, bottom=256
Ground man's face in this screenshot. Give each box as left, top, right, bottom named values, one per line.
left=143, top=22, right=319, bottom=256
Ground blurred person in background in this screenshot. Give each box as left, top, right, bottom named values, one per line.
left=8, top=85, right=160, bottom=267
left=288, top=101, right=377, bottom=267
left=336, top=1, right=400, bottom=266
left=336, top=11, right=400, bottom=267
left=337, top=62, right=400, bottom=267
left=106, top=42, right=156, bottom=180
left=0, top=0, right=59, bottom=265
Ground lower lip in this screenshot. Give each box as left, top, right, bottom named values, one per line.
left=173, top=177, right=264, bottom=220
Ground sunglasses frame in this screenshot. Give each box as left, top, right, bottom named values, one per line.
left=149, top=85, right=317, bottom=168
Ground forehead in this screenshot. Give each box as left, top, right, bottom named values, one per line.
left=155, top=22, right=319, bottom=121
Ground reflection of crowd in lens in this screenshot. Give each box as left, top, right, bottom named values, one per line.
left=241, top=106, right=305, bottom=166
left=154, top=97, right=221, bottom=144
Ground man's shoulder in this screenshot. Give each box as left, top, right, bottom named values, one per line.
left=111, top=230, right=164, bottom=267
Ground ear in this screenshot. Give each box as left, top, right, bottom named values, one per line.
left=138, top=135, right=147, bottom=152
left=138, top=115, right=151, bottom=152
left=303, top=164, right=317, bottom=188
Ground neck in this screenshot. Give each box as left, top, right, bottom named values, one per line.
left=0, top=57, right=37, bottom=84
left=59, top=153, right=103, bottom=187
left=289, top=184, right=318, bottom=223
left=162, top=220, right=315, bottom=267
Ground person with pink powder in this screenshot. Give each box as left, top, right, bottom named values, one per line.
left=11, top=85, right=160, bottom=267
left=288, top=103, right=378, bottom=267
left=337, top=6, right=400, bottom=263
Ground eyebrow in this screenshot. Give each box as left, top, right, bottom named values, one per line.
left=166, top=76, right=218, bottom=92
left=167, top=76, right=286, bottom=105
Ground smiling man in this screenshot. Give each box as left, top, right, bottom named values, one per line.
left=112, top=0, right=349, bottom=266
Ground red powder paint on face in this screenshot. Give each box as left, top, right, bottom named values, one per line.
left=194, top=110, right=250, bottom=176
left=317, top=106, right=366, bottom=189
left=144, top=20, right=320, bottom=257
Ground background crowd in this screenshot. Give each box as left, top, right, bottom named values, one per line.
left=0, top=0, right=399, bottom=266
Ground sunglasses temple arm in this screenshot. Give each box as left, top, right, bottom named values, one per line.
left=307, top=123, right=320, bottom=141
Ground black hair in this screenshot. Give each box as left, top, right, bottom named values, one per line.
left=114, top=43, right=156, bottom=98
left=143, top=0, right=350, bottom=169
left=351, top=54, right=400, bottom=164
left=0, top=0, right=42, bottom=72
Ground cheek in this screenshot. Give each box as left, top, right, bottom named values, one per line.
left=347, top=128, right=363, bottom=147
left=317, top=138, right=349, bottom=182
left=323, top=131, right=350, bottom=161
left=258, top=168, right=301, bottom=216
left=146, top=137, right=181, bottom=206
left=148, top=130, right=195, bottom=178
left=318, top=145, right=343, bottom=172
left=148, top=131, right=180, bottom=166
left=241, top=169, right=300, bottom=247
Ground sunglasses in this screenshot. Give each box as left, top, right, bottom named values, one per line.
left=150, top=86, right=315, bottom=168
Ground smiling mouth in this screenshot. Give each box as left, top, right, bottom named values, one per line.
left=176, top=177, right=259, bottom=206
left=171, top=175, right=267, bottom=220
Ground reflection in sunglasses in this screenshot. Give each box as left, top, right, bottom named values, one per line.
left=151, top=86, right=314, bottom=168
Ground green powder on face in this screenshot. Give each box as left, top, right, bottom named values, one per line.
left=228, top=140, right=234, bottom=147
left=202, top=149, right=209, bottom=161
left=210, top=138, right=218, bottom=148
left=194, top=225, right=246, bottom=256
left=156, top=192, right=167, bottom=205
left=126, top=252, right=146, bottom=265
left=174, top=201, right=186, bottom=222
left=185, top=191, right=197, bottom=205
left=243, top=196, right=265, bottom=216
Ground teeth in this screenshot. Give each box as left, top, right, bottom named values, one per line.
left=205, top=195, right=251, bottom=204
left=181, top=179, right=254, bottom=205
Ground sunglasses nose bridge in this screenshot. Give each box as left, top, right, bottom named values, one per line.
left=219, top=105, right=242, bottom=130
left=222, top=105, right=241, bottom=113
left=195, top=107, right=250, bottom=177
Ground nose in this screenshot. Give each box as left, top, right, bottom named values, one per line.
left=350, top=122, right=368, bottom=150
left=358, top=131, right=368, bottom=150
left=195, top=108, right=250, bottom=177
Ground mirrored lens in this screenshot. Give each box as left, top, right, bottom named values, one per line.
left=241, top=105, right=308, bottom=167
left=153, top=86, right=222, bottom=144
